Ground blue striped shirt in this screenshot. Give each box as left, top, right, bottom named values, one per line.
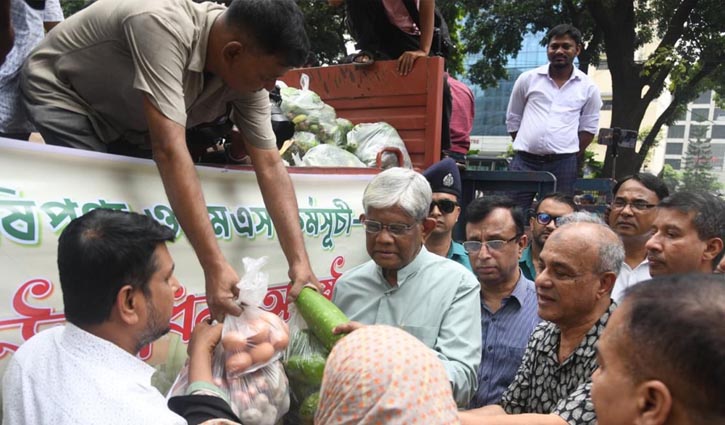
left=469, top=270, right=542, bottom=407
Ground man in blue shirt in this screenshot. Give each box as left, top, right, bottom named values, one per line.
left=423, top=157, right=472, bottom=271
left=464, top=195, right=542, bottom=407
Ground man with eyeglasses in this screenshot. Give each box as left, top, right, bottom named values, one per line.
left=331, top=167, right=482, bottom=407
left=460, top=220, right=623, bottom=425
left=519, top=193, right=577, bottom=281
left=645, top=191, right=725, bottom=277
left=606, top=173, right=668, bottom=302
left=423, top=158, right=472, bottom=271
left=464, top=196, right=541, bottom=408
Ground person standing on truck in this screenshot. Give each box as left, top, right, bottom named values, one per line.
left=423, top=157, right=471, bottom=271
left=506, top=24, right=602, bottom=211
left=328, top=0, right=453, bottom=152
left=446, top=74, right=475, bottom=160
left=0, top=0, right=62, bottom=141
left=20, top=0, right=320, bottom=320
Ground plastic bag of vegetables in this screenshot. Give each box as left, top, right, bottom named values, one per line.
left=283, top=288, right=350, bottom=424
left=168, top=349, right=290, bottom=425
left=347, top=122, right=413, bottom=169
left=280, top=131, right=320, bottom=164
left=221, top=257, right=290, bottom=378
left=280, top=74, right=346, bottom=146
left=300, top=144, right=366, bottom=168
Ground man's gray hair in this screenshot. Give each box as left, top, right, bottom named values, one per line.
left=557, top=219, right=625, bottom=277
left=557, top=211, right=604, bottom=226
left=363, top=167, right=432, bottom=221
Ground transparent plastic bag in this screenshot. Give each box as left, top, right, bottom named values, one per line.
left=281, top=74, right=344, bottom=146
left=282, top=307, right=329, bottom=425
left=167, top=257, right=291, bottom=425
left=227, top=360, right=290, bottom=424
left=347, top=122, right=413, bottom=169
left=221, top=257, right=290, bottom=378
left=169, top=353, right=290, bottom=425
left=301, top=144, right=366, bottom=167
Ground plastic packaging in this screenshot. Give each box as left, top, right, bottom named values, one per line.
left=300, top=144, right=366, bottom=167
left=347, top=122, right=413, bottom=169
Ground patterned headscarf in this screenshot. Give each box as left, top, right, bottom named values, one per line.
left=314, top=325, right=461, bottom=425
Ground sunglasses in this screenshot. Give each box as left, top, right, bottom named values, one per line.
left=535, top=212, right=564, bottom=226
left=429, top=199, right=459, bottom=214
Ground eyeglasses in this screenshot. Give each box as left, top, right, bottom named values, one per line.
left=363, top=219, right=416, bottom=236
left=611, top=199, right=657, bottom=211
left=429, top=199, right=459, bottom=214
left=463, top=235, right=520, bottom=253
left=535, top=212, right=564, bottom=226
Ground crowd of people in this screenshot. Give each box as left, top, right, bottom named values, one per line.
left=1, top=0, right=724, bottom=424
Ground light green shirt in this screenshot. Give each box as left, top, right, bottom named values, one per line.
left=332, top=246, right=482, bottom=406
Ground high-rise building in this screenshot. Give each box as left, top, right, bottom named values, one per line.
left=660, top=90, right=725, bottom=184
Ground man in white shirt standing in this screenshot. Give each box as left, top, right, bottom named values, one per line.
left=607, top=173, right=669, bottom=302
left=506, top=24, right=602, bottom=210
left=2, top=209, right=229, bottom=425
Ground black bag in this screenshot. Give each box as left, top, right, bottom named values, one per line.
left=401, top=0, right=454, bottom=59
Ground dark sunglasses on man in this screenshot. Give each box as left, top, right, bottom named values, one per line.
left=535, top=212, right=564, bottom=226
left=429, top=199, right=459, bottom=214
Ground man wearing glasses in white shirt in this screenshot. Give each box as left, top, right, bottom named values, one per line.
left=606, top=173, right=668, bottom=302
left=331, top=167, right=482, bottom=407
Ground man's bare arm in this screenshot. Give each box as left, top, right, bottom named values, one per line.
left=142, top=95, right=242, bottom=320
left=245, top=140, right=320, bottom=301
left=578, top=131, right=595, bottom=153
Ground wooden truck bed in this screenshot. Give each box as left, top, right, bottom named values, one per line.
left=280, top=56, right=445, bottom=170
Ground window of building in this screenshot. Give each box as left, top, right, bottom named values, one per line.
left=664, top=158, right=681, bottom=170
left=715, top=108, right=725, bottom=121
left=667, top=125, right=685, bottom=138
left=711, top=144, right=725, bottom=171
left=712, top=125, right=725, bottom=139
left=693, top=91, right=712, bottom=104
left=665, top=143, right=683, bottom=155
left=689, top=125, right=709, bottom=139
left=691, top=108, right=710, bottom=122
left=601, top=99, right=612, bottom=111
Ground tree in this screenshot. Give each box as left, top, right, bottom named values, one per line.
left=296, top=1, right=348, bottom=65
left=680, top=126, right=721, bottom=193
left=658, top=163, right=682, bottom=193
left=460, top=0, right=725, bottom=179
left=60, top=0, right=88, bottom=17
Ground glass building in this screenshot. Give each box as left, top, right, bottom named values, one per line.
left=462, top=33, right=549, bottom=137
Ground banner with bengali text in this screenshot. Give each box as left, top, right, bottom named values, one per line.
left=0, top=138, right=376, bottom=396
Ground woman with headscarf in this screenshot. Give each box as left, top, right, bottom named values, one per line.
left=315, top=325, right=461, bottom=425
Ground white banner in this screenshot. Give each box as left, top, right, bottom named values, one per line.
left=0, top=138, right=375, bottom=395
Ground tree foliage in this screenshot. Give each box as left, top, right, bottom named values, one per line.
left=680, top=126, right=721, bottom=193
left=460, top=0, right=725, bottom=179
left=296, top=1, right=348, bottom=65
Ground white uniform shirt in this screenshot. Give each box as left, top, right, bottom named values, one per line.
left=0, top=0, right=63, bottom=133
left=2, top=323, right=186, bottom=425
left=611, top=259, right=651, bottom=303
left=506, top=64, right=602, bottom=155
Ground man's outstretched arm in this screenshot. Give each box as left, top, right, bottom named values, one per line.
left=143, top=95, right=242, bottom=320
left=245, top=139, right=320, bottom=300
